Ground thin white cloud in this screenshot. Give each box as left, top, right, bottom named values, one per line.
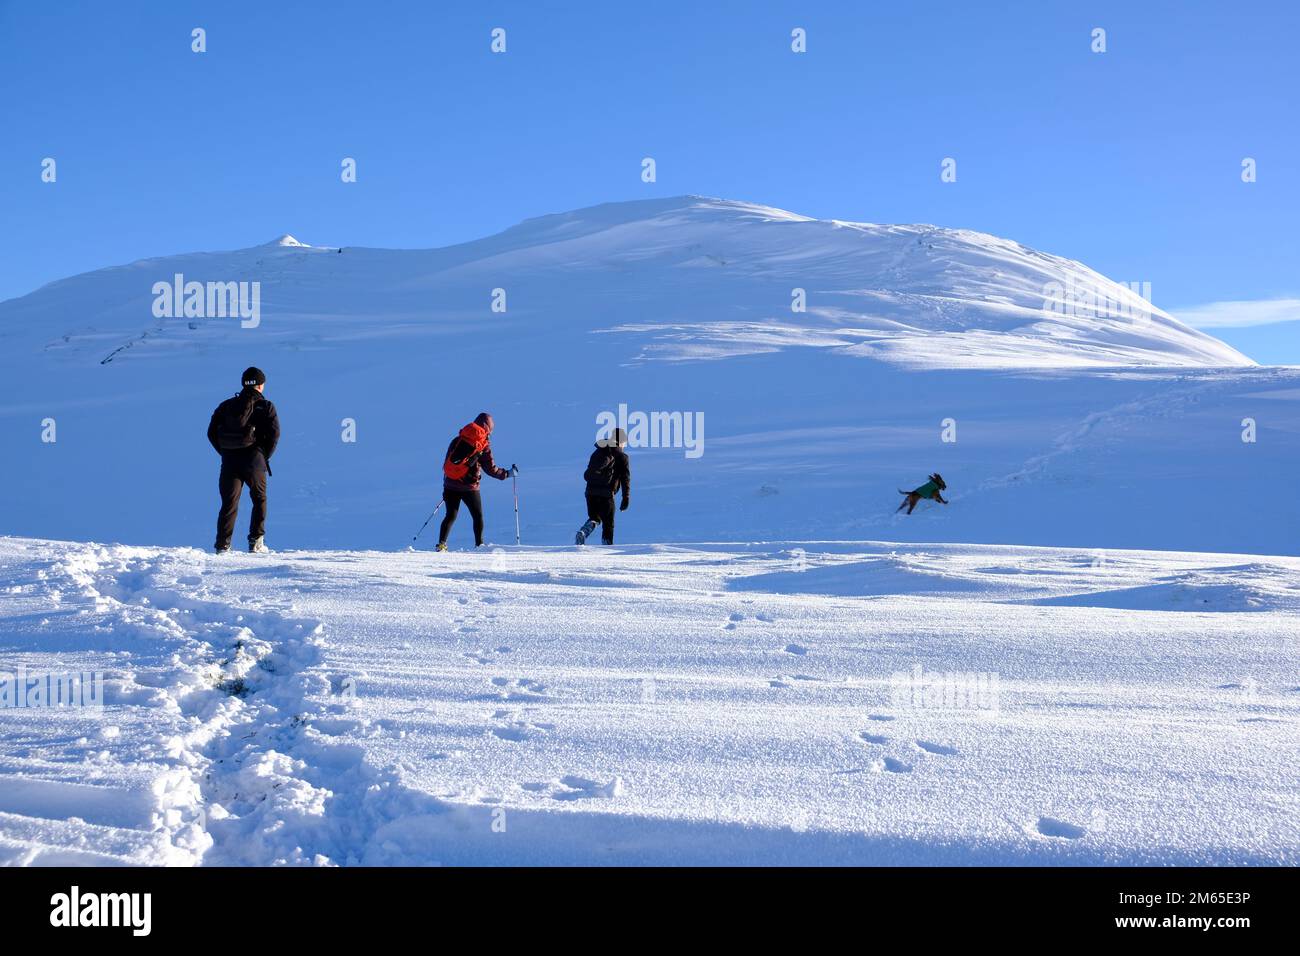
left=1172, top=297, right=1300, bottom=329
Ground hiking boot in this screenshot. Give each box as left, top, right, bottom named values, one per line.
left=249, top=536, right=268, bottom=553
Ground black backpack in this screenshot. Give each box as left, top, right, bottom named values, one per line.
left=584, top=447, right=620, bottom=490
left=216, top=391, right=259, bottom=451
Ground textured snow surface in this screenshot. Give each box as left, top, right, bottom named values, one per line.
left=1, top=536, right=1295, bottom=866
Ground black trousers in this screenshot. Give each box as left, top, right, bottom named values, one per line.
left=586, top=493, right=616, bottom=544
left=216, top=452, right=267, bottom=547
left=439, top=488, right=484, bottom=546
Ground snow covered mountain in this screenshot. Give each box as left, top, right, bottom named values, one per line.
left=0, top=196, right=1293, bottom=555
left=1, top=196, right=1251, bottom=370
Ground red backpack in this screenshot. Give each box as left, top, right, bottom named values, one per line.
left=443, top=422, right=489, bottom=481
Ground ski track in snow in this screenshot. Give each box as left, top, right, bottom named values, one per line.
left=1, top=536, right=1298, bottom=865
left=974, top=370, right=1250, bottom=498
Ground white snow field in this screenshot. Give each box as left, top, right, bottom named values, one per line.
left=1, top=196, right=1297, bottom=866
left=0, top=536, right=1296, bottom=866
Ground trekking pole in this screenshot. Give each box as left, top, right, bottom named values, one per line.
left=410, top=499, right=445, bottom=545
left=511, top=466, right=521, bottom=545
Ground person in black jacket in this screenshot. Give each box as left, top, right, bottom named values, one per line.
left=575, top=428, right=630, bottom=545
left=207, top=366, right=280, bottom=553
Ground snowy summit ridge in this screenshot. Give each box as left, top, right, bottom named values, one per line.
left=446, top=194, right=1250, bottom=369
left=0, top=195, right=1250, bottom=371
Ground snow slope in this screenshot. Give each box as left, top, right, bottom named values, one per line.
left=1, top=536, right=1295, bottom=865
left=3, top=196, right=1291, bottom=557
left=1, top=197, right=1251, bottom=370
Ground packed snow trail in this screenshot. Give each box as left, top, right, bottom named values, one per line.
left=0, top=541, right=444, bottom=865
left=0, top=537, right=1296, bottom=865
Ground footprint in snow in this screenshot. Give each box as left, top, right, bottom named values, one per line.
left=488, top=677, right=547, bottom=700
left=489, top=703, right=554, bottom=741
left=874, top=757, right=912, bottom=774
left=553, top=775, right=625, bottom=800
left=1035, top=816, right=1087, bottom=840
left=867, top=714, right=895, bottom=722
left=859, top=732, right=889, bottom=745
left=783, top=644, right=808, bottom=656
left=490, top=725, right=531, bottom=742
left=915, top=740, right=958, bottom=756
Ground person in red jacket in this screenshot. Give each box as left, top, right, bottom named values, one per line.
left=437, top=412, right=515, bottom=551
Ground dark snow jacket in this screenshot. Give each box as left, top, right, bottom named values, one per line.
left=912, top=479, right=941, bottom=500
left=584, top=443, right=630, bottom=503
left=208, top=388, right=280, bottom=472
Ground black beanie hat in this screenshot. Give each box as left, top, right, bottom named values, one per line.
left=242, top=366, right=266, bottom=387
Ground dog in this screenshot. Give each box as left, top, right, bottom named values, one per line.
left=897, top=472, right=948, bottom=515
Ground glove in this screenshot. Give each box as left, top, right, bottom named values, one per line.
left=620, top=498, right=629, bottom=512
left=510, top=464, right=519, bottom=477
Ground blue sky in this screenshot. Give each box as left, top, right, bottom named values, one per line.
left=2, top=1, right=1296, bottom=360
